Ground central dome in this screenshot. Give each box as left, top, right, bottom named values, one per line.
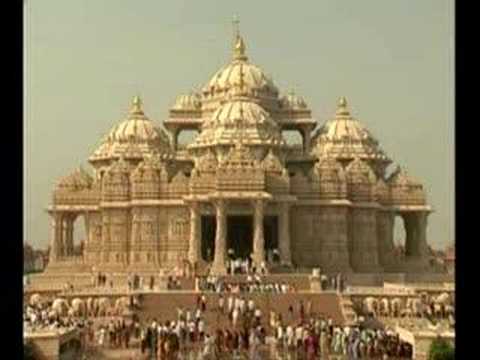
left=189, top=98, right=286, bottom=149
left=201, top=35, right=278, bottom=97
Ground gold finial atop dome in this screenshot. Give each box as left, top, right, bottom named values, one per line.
left=130, top=95, right=144, bottom=114
left=233, top=35, right=247, bottom=61
left=336, top=96, right=350, bottom=116
left=232, top=17, right=248, bottom=61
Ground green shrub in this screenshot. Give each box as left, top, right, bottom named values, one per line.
left=428, top=336, right=455, bottom=360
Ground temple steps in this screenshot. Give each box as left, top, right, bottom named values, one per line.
left=137, top=292, right=345, bottom=330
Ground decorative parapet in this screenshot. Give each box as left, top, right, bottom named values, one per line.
left=53, top=188, right=101, bottom=206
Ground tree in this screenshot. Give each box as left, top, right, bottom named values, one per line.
left=23, top=340, right=35, bottom=360
left=428, top=336, right=455, bottom=360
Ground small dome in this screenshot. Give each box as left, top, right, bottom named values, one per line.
left=172, top=93, right=201, bottom=111
left=90, top=96, right=172, bottom=164
left=387, top=165, right=426, bottom=205
left=312, top=97, right=391, bottom=170
left=56, top=167, right=93, bottom=191
left=387, top=165, right=422, bottom=187
left=280, top=90, right=308, bottom=111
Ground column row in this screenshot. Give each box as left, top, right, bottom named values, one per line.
left=49, top=212, right=77, bottom=261
left=188, top=200, right=293, bottom=274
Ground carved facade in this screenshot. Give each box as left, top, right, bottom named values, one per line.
left=46, top=31, right=433, bottom=274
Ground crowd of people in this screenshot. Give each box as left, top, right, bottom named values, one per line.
left=24, top=289, right=419, bottom=360
left=197, top=274, right=296, bottom=294
left=133, top=291, right=272, bottom=359
left=271, top=317, right=413, bottom=359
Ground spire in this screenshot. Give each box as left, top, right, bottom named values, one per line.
left=232, top=16, right=248, bottom=61
left=336, top=96, right=350, bottom=117
left=130, top=95, right=144, bottom=115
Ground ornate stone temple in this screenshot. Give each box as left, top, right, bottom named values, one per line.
left=45, top=31, right=432, bottom=275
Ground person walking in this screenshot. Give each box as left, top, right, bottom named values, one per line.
left=149, top=275, right=155, bottom=291
left=288, top=304, right=294, bottom=322
left=218, top=295, right=224, bottom=315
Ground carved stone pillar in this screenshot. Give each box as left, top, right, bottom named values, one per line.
left=252, top=199, right=266, bottom=265
left=278, top=202, right=292, bottom=266
left=130, top=209, right=140, bottom=265
left=66, top=215, right=75, bottom=256
left=62, top=216, right=68, bottom=257
left=101, top=213, right=110, bottom=263
left=402, top=211, right=430, bottom=271
left=303, top=127, right=311, bottom=153
left=403, top=213, right=417, bottom=257
left=415, top=212, right=429, bottom=257
left=377, top=210, right=396, bottom=271
left=211, top=200, right=227, bottom=274
left=49, top=213, right=61, bottom=262
left=188, top=202, right=202, bottom=264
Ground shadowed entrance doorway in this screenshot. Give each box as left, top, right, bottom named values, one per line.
left=201, top=216, right=216, bottom=262
left=227, top=216, right=253, bottom=259
left=200, top=214, right=280, bottom=262
left=264, top=215, right=278, bottom=254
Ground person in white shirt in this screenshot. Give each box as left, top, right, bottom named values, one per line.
left=286, top=325, right=294, bottom=349
left=188, top=320, right=196, bottom=342
left=295, top=325, right=304, bottom=349
left=227, top=296, right=234, bottom=314
left=203, top=334, right=214, bottom=357
left=254, top=308, right=262, bottom=324
left=239, top=297, right=246, bottom=314
left=232, top=308, right=239, bottom=327
left=198, top=319, right=205, bottom=340
left=260, top=261, right=267, bottom=275
left=195, top=308, right=202, bottom=322
left=248, top=299, right=255, bottom=312
left=277, top=325, right=284, bottom=345
left=218, top=295, right=224, bottom=314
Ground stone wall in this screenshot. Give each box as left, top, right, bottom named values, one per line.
left=291, top=206, right=321, bottom=266
left=348, top=207, right=382, bottom=273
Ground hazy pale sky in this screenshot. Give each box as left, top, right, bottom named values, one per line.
left=24, top=0, right=454, bottom=250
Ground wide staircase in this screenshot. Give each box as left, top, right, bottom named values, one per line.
left=137, top=292, right=345, bottom=332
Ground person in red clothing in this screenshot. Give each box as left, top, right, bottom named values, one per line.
left=305, top=330, right=316, bottom=360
